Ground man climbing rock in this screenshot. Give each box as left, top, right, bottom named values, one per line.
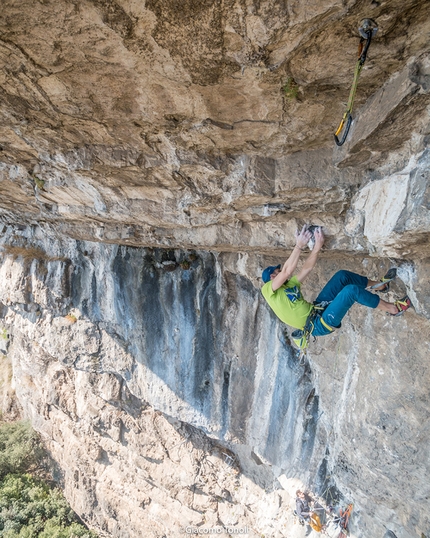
left=261, top=226, right=411, bottom=347
left=295, top=490, right=312, bottom=523
left=295, top=490, right=324, bottom=535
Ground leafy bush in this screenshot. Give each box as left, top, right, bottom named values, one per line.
left=0, top=422, right=97, bottom=537
left=0, top=422, right=43, bottom=480
left=282, top=77, right=299, bottom=100
left=0, top=473, right=96, bottom=537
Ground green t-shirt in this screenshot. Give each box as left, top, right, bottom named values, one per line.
left=261, top=275, right=313, bottom=329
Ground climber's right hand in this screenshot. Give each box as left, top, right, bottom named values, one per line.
left=295, top=225, right=312, bottom=249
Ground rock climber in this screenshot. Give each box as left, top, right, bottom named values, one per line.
left=261, top=226, right=411, bottom=346
left=295, top=490, right=325, bottom=535
left=295, top=490, right=312, bottom=522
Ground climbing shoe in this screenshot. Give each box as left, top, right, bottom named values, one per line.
left=368, top=267, right=397, bottom=292
left=391, top=296, right=412, bottom=316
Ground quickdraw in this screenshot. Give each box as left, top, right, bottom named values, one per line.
left=334, top=19, right=378, bottom=146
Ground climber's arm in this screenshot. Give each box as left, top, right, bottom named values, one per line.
left=296, top=227, right=325, bottom=283
left=271, top=226, right=312, bottom=291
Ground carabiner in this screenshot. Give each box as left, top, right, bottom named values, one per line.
left=334, top=113, right=352, bottom=146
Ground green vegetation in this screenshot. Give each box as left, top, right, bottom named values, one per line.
left=0, top=422, right=97, bottom=537
left=0, top=474, right=95, bottom=537
left=180, top=260, right=191, bottom=270
left=0, top=422, right=43, bottom=480
left=64, top=314, right=77, bottom=324
left=282, top=77, right=299, bottom=100
left=0, top=329, right=7, bottom=341
left=32, top=176, right=45, bottom=190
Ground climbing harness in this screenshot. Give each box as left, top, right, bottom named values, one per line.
left=291, top=301, right=334, bottom=360
left=334, top=18, right=378, bottom=146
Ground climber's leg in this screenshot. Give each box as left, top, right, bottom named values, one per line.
left=314, top=270, right=369, bottom=304
left=320, top=284, right=380, bottom=328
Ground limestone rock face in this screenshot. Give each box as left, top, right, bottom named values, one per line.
left=0, top=0, right=429, bottom=256
left=1, top=227, right=430, bottom=538
left=0, top=1, right=430, bottom=538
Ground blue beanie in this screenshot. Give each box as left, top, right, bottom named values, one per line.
left=262, top=265, right=281, bottom=283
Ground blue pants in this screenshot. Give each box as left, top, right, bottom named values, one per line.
left=311, top=270, right=380, bottom=337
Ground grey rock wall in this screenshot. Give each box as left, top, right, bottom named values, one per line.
left=1, top=227, right=430, bottom=537
left=0, top=0, right=430, bottom=537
